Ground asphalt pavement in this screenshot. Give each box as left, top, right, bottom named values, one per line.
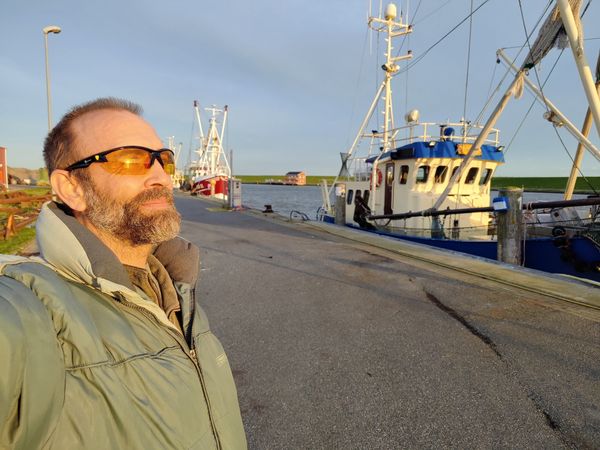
left=175, top=193, right=600, bottom=450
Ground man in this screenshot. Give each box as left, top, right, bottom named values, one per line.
left=353, top=191, right=376, bottom=230
left=0, top=98, right=247, bottom=449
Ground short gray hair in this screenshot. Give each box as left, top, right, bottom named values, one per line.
left=43, top=97, right=143, bottom=174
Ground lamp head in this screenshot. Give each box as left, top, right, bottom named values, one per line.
left=43, top=26, right=61, bottom=35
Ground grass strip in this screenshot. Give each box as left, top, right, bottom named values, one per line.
left=0, top=227, right=36, bottom=255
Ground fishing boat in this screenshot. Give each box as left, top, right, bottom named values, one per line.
left=320, top=1, right=600, bottom=282
left=186, top=101, right=231, bottom=200
left=167, top=136, right=184, bottom=189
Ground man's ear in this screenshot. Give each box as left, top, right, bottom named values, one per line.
left=50, top=170, right=87, bottom=212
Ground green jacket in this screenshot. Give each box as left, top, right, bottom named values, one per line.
left=0, top=202, right=246, bottom=449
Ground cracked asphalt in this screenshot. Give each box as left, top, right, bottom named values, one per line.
left=176, top=194, right=600, bottom=449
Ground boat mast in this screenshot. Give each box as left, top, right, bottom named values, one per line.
left=193, top=100, right=205, bottom=148
left=372, top=3, right=412, bottom=152
left=206, top=105, right=220, bottom=175
left=382, top=7, right=395, bottom=151
left=556, top=0, right=600, bottom=139
left=192, top=100, right=206, bottom=171
left=565, top=51, right=600, bottom=200
left=220, top=105, right=231, bottom=176
left=203, top=105, right=231, bottom=178
left=328, top=2, right=411, bottom=198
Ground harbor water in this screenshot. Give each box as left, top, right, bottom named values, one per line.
left=241, top=184, right=327, bottom=218
left=240, top=183, right=589, bottom=220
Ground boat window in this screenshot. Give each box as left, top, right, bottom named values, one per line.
left=386, top=165, right=394, bottom=184
left=363, top=190, right=370, bottom=204
left=399, top=165, right=409, bottom=185
left=434, top=166, right=448, bottom=183
left=451, top=167, right=460, bottom=183
left=480, top=168, right=493, bottom=185
left=465, top=167, right=479, bottom=184
left=347, top=189, right=354, bottom=205
left=416, top=165, right=430, bottom=183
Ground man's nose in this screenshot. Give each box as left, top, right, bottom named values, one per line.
left=146, top=159, right=173, bottom=187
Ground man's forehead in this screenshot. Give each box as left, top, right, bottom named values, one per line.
left=71, top=109, right=162, bottom=157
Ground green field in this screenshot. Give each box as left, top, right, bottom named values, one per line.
left=236, top=175, right=600, bottom=193
left=491, top=177, right=600, bottom=193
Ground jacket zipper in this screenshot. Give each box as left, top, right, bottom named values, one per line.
left=115, top=294, right=222, bottom=449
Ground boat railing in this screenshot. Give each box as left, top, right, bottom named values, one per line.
left=341, top=121, right=501, bottom=181
left=361, top=121, right=501, bottom=148
left=345, top=157, right=371, bottom=181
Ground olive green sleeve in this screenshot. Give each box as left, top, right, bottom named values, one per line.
left=0, top=277, right=65, bottom=450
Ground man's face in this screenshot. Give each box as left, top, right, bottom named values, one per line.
left=69, top=109, right=181, bottom=246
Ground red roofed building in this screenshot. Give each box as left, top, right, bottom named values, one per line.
left=284, top=171, right=306, bottom=186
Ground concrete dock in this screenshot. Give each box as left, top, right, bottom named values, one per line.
left=175, top=194, right=599, bottom=449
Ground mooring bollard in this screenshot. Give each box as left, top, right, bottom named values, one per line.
left=334, top=183, right=346, bottom=226
left=495, top=187, right=523, bottom=265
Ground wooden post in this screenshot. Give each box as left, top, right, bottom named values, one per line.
left=496, top=187, right=523, bottom=265
left=334, top=183, right=346, bottom=226
left=4, top=213, right=15, bottom=240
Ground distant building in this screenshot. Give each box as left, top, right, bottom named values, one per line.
left=0, top=147, right=6, bottom=188
left=284, top=171, right=306, bottom=186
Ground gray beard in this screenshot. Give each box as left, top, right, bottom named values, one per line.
left=78, top=176, right=181, bottom=246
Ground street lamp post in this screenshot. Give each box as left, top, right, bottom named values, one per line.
left=43, top=25, right=61, bottom=131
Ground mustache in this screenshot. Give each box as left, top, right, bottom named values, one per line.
left=131, top=187, right=175, bottom=205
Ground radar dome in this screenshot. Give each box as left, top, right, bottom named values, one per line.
left=405, top=109, right=419, bottom=123
left=385, top=4, right=397, bottom=20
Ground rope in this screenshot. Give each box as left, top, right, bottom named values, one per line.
left=551, top=126, right=600, bottom=196
left=397, top=0, right=494, bottom=75
left=474, top=0, right=552, bottom=123
left=345, top=25, right=371, bottom=152
left=409, top=0, right=453, bottom=27
left=502, top=50, right=564, bottom=156
left=289, top=210, right=310, bottom=222
left=485, top=61, right=499, bottom=105
left=462, top=0, right=475, bottom=123
left=375, top=31, right=381, bottom=132
left=466, top=1, right=553, bottom=134
left=515, top=0, right=599, bottom=196
left=187, top=108, right=197, bottom=167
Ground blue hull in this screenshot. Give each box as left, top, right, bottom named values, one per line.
left=342, top=223, right=600, bottom=283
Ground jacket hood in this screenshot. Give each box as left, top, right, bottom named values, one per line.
left=36, top=201, right=199, bottom=297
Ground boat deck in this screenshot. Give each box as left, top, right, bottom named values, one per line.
left=182, top=193, right=599, bottom=448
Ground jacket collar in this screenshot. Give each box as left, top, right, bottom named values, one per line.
left=36, top=202, right=199, bottom=292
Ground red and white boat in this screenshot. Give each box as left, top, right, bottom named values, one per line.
left=187, top=101, right=231, bottom=200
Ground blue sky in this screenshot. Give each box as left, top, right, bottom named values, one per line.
left=1, top=0, right=599, bottom=177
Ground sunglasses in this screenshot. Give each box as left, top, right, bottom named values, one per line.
left=65, top=146, right=176, bottom=176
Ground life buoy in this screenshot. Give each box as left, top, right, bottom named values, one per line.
left=369, top=169, right=383, bottom=188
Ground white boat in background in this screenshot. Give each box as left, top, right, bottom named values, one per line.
left=167, top=136, right=184, bottom=189
left=320, top=1, right=600, bottom=282
left=186, top=101, right=231, bottom=200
